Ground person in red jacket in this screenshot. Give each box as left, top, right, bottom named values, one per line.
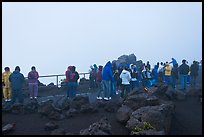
left=96, top=65, right=103, bottom=100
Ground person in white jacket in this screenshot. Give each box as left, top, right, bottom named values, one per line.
left=120, top=66, right=131, bottom=98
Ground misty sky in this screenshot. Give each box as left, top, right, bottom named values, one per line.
left=2, top=2, right=202, bottom=85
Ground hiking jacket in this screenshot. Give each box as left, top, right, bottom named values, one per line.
left=9, top=70, right=25, bottom=90
left=190, top=63, right=199, bottom=77
left=102, top=61, right=114, bottom=81
left=2, top=71, right=12, bottom=88
left=120, top=69, right=131, bottom=85
left=164, top=64, right=172, bottom=76
left=179, top=63, right=189, bottom=75
left=171, top=66, right=179, bottom=79
left=28, top=70, right=39, bottom=84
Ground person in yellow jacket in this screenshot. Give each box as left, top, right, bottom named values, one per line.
left=164, top=62, right=172, bottom=85
left=2, top=67, right=12, bottom=101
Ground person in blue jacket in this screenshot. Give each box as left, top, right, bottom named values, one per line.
left=9, top=66, right=25, bottom=104
left=102, top=61, right=114, bottom=100
left=170, top=58, right=178, bottom=66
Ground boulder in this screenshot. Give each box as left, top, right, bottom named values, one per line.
left=116, top=105, right=133, bottom=124
left=48, top=111, right=65, bottom=120
left=65, top=108, right=79, bottom=118
left=126, top=102, right=175, bottom=134
left=11, top=103, right=24, bottom=114
left=131, top=129, right=165, bottom=135
left=44, top=121, right=59, bottom=131
left=38, top=100, right=54, bottom=116
left=70, top=95, right=90, bottom=110
left=2, top=123, right=16, bottom=134
left=80, top=104, right=98, bottom=113
left=80, top=117, right=111, bottom=135
left=50, top=128, right=65, bottom=135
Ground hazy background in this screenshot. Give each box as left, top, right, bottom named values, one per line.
left=2, top=2, right=202, bottom=85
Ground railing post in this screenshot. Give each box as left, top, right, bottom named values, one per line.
left=56, top=75, right=58, bottom=87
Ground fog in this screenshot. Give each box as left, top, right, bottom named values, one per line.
left=2, top=2, right=202, bottom=85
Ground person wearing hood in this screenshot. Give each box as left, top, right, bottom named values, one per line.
left=169, top=58, right=178, bottom=66
left=102, top=61, right=114, bottom=100
left=65, top=66, right=72, bottom=98
left=120, top=66, right=131, bottom=98
left=9, top=66, right=25, bottom=104
left=28, top=66, right=39, bottom=99
left=96, top=65, right=103, bottom=100
left=2, top=67, right=12, bottom=102
left=67, top=66, right=79, bottom=98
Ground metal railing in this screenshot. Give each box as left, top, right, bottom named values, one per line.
left=25, top=72, right=90, bottom=87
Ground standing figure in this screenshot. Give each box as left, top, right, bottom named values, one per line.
left=179, top=59, right=190, bottom=91
left=9, top=66, right=25, bottom=104
left=67, top=66, right=79, bottom=98
left=164, top=62, right=172, bottom=86
left=120, top=66, right=131, bottom=98
left=28, top=66, right=39, bottom=99
left=2, top=67, right=12, bottom=102
left=96, top=65, right=103, bottom=99
left=171, top=63, right=179, bottom=89
left=65, top=66, right=72, bottom=98
left=102, top=61, right=114, bottom=100
left=190, top=61, right=199, bottom=88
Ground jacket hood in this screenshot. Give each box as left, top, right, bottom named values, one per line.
left=13, top=70, right=20, bottom=74
left=121, top=69, right=129, bottom=74
left=68, top=66, right=72, bottom=71
left=105, top=61, right=112, bottom=68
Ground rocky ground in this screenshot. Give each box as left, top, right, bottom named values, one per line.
left=2, top=82, right=202, bottom=135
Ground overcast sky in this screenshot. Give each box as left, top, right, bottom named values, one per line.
left=2, top=2, right=202, bottom=85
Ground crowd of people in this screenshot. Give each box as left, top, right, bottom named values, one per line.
left=89, top=58, right=202, bottom=100
left=2, top=66, right=39, bottom=104
left=2, top=58, right=202, bottom=104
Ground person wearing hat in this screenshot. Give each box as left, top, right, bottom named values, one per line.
left=178, top=59, right=190, bottom=91
left=9, top=66, right=25, bottom=104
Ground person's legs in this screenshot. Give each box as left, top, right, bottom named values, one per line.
left=183, top=75, right=187, bottom=90
left=18, top=89, right=24, bottom=104
left=11, top=89, right=17, bottom=104
left=3, top=87, right=8, bottom=101
left=180, top=74, right=184, bottom=90
left=107, top=81, right=111, bottom=99
left=29, top=83, right=34, bottom=98
left=67, top=82, right=70, bottom=97
left=8, top=87, right=12, bottom=100
left=33, top=83, right=38, bottom=98
left=103, top=80, right=108, bottom=98
left=120, top=84, right=125, bottom=98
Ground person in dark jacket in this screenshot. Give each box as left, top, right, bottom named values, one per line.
left=178, top=59, right=190, bottom=91
left=67, top=66, right=79, bottom=98
left=102, top=61, right=114, bottom=100
left=9, top=66, right=25, bottom=104
left=146, top=61, right=151, bottom=71
left=28, top=66, right=39, bottom=99
left=190, top=61, right=199, bottom=87
left=171, top=63, right=179, bottom=89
